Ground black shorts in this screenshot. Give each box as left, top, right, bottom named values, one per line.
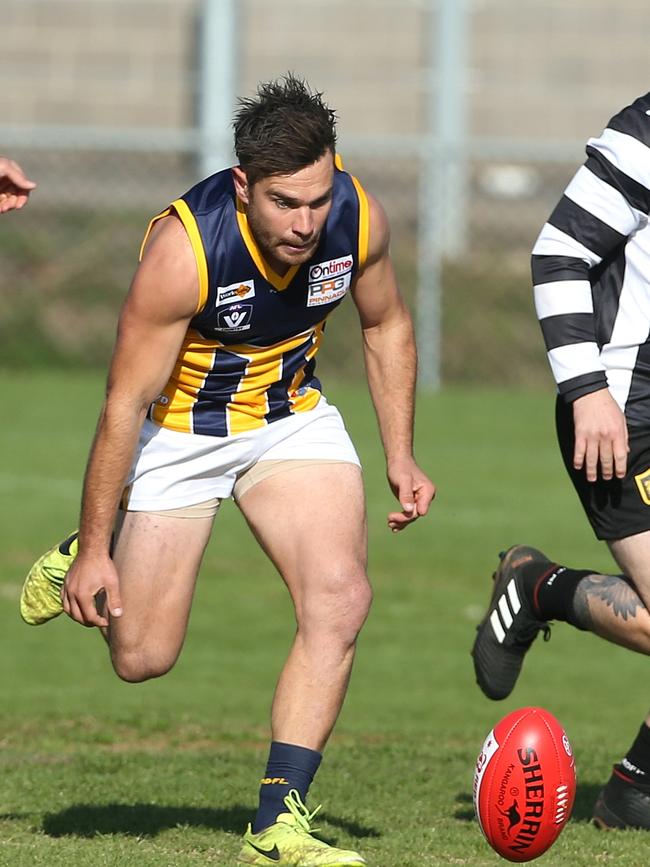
left=556, top=396, right=650, bottom=541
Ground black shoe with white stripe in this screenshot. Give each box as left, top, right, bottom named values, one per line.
left=472, top=545, right=553, bottom=701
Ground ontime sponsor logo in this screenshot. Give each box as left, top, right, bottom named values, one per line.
left=309, top=255, right=353, bottom=281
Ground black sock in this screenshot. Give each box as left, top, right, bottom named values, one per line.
left=252, top=741, right=322, bottom=834
left=531, top=564, right=593, bottom=629
left=616, top=723, right=650, bottom=786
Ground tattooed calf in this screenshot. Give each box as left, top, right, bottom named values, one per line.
left=572, top=574, right=644, bottom=630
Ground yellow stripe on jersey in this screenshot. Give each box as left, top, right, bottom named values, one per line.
left=225, top=346, right=282, bottom=435
left=235, top=199, right=299, bottom=292
left=171, top=198, right=210, bottom=313
left=288, top=322, right=324, bottom=412
left=150, top=329, right=219, bottom=432
left=138, top=202, right=209, bottom=315
left=291, top=385, right=322, bottom=415
left=139, top=207, right=171, bottom=260
left=334, top=153, right=344, bottom=170
left=222, top=327, right=324, bottom=434
left=350, top=176, right=370, bottom=270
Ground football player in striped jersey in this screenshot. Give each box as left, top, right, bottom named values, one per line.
left=473, top=91, right=650, bottom=832
left=20, top=75, right=435, bottom=866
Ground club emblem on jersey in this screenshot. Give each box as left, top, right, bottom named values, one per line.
left=307, top=255, right=353, bottom=307
left=216, top=279, right=255, bottom=307
left=217, top=303, right=253, bottom=332
left=634, top=468, right=650, bottom=505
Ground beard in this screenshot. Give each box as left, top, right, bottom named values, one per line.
left=246, top=207, right=320, bottom=270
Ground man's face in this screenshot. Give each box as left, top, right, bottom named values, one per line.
left=235, top=151, right=335, bottom=273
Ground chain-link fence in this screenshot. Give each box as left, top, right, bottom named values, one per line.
left=3, top=0, right=650, bottom=386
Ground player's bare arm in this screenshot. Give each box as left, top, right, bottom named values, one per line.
left=351, top=192, right=435, bottom=531
left=572, top=388, right=629, bottom=482
left=62, top=215, right=199, bottom=627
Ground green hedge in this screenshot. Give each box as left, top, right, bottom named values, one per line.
left=1, top=207, right=549, bottom=385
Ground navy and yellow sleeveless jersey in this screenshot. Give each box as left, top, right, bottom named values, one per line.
left=142, top=162, right=369, bottom=437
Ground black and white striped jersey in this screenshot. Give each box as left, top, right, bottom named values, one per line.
left=531, top=92, right=650, bottom=427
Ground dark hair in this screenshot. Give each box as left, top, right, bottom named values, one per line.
left=233, top=73, right=337, bottom=184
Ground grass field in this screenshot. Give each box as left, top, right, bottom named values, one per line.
left=1, top=370, right=648, bottom=866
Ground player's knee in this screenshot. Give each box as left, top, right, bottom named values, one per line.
left=347, top=575, right=373, bottom=631
left=302, top=568, right=372, bottom=642
left=111, top=647, right=177, bottom=683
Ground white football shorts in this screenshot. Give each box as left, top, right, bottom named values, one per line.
left=122, top=397, right=360, bottom=512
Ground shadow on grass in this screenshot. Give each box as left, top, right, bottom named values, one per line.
left=453, top=792, right=476, bottom=822
left=453, top=782, right=603, bottom=824
left=42, top=803, right=381, bottom=841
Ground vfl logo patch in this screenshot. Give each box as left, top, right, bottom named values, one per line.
left=635, top=468, right=650, bottom=505
left=307, top=255, right=353, bottom=307
left=216, top=279, right=255, bottom=307
left=217, top=303, right=253, bottom=332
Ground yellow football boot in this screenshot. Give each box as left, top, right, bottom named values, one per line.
left=238, top=790, right=366, bottom=866
left=20, top=532, right=78, bottom=625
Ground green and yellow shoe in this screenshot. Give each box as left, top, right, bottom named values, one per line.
left=20, top=532, right=78, bottom=625
left=238, top=790, right=366, bottom=866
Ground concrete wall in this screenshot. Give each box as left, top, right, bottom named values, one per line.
left=3, top=0, right=650, bottom=142
left=472, top=0, right=650, bottom=140
left=3, top=0, right=196, bottom=128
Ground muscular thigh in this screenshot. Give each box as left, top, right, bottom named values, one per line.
left=608, top=531, right=650, bottom=609
left=237, top=462, right=368, bottom=613
left=109, top=509, right=214, bottom=655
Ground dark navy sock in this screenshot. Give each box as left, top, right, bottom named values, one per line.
left=252, top=741, right=322, bottom=833
left=617, top=723, right=650, bottom=785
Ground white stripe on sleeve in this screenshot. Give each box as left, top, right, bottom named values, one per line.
left=532, top=223, right=603, bottom=266
left=534, top=280, right=594, bottom=320
left=588, top=128, right=650, bottom=195
left=548, top=342, right=604, bottom=384
left=564, top=165, right=643, bottom=237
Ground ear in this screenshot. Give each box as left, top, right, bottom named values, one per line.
left=232, top=167, right=250, bottom=204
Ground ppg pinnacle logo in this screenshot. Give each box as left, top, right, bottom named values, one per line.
left=307, top=255, right=353, bottom=307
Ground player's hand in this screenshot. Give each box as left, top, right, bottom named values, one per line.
left=0, top=157, right=36, bottom=213
left=62, top=551, right=123, bottom=628
left=386, top=456, right=436, bottom=532
left=572, top=389, right=629, bottom=482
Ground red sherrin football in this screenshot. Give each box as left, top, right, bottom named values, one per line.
left=473, top=707, right=576, bottom=862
